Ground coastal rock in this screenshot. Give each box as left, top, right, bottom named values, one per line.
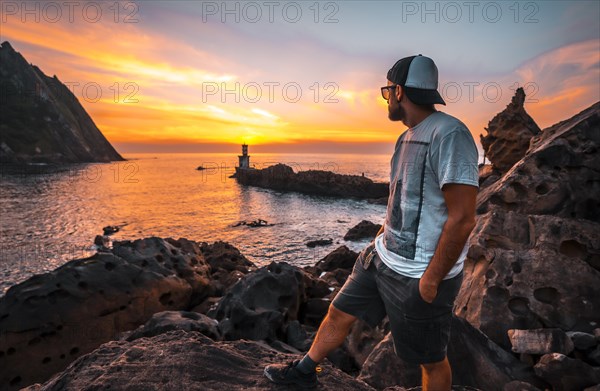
left=344, top=220, right=382, bottom=241
left=567, top=331, right=598, bottom=351
left=588, top=346, right=600, bottom=366
left=0, top=237, right=213, bottom=390
left=0, top=41, right=123, bottom=163
left=303, top=297, right=332, bottom=328
left=102, top=225, right=120, bottom=235
left=534, top=353, right=600, bottom=391
left=24, top=330, right=375, bottom=391
left=480, top=87, right=541, bottom=174
left=199, top=240, right=256, bottom=296
left=199, top=240, right=255, bottom=274
left=503, top=381, right=542, bottom=391
left=93, top=234, right=110, bottom=249
left=208, top=262, right=308, bottom=341
left=383, top=387, right=482, bottom=391
left=508, top=328, right=574, bottom=355
left=235, top=163, right=389, bottom=200
left=232, top=219, right=274, bottom=228
left=455, top=102, right=600, bottom=350
left=304, top=245, right=359, bottom=289
left=358, top=316, right=541, bottom=391
left=477, top=101, right=600, bottom=220
left=306, top=238, right=333, bottom=248
left=346, top=319, right=389, bottom=368
left=305, top=245, right=358, bottom=275
left=126, top=310, right=220, bottom=341
left=284, top=320, right=312, bottom=351
left=478, top=163, right=501, bottom=190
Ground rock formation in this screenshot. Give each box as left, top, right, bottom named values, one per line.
left=454, top=98, right=600, bottom=389
left=22, top=330, right=374, bottom=391
left=456, top=102, right=600, bottom=350
left=306, top=238, right=333, bottom=247
left=358, top=316, right=542, bottom=390
left=234, top=163, right=389, bottom=200
left=304, top=245, right=359, bottom=290
left=208, top=261, right=309, bottom=341
left=480, top=87, right=541, bottom=174
left=0, top=237, right=255, bottom=390
left=0, top=41, right=123, bottom=163
left=344, top=220, right=382, bottom=241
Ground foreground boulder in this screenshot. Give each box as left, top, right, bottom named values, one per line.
left=23, top=330, right=375, bottom=391
left=234, top=163, right=389, bottom=200
left=456, top=102, right=600, bottom=350
left=358, top=316, right=542, bottom=391
left=209, top=262, right=309, bottom=341
left=126, top=310, right=220, bottom=341
left=0, top=237, right=234, bottom=390
left=534, top=353, right=600, bottom=391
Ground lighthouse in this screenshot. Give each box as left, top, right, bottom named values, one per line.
left=238, top=143, right=250, bottom=169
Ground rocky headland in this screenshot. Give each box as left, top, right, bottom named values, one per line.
left=233, top=163, right=389, bottom=201
left=0, top=41, right=123, bottom=164
left=1, top=91, right=599, bottom=391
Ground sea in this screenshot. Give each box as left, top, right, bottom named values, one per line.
left=0, top=153, right=391, bottom=296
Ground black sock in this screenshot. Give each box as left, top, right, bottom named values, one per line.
left=295, top=354, right=318, bottom=374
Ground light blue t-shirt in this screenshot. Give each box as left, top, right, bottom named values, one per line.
left=375, top=111, right=479, bottom=279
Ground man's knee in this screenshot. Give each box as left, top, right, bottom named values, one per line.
left=327, top=304, right=357, bottom=327
left=421, top=356, right=449, bottom=372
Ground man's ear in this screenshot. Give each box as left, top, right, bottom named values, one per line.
left=395, top=85, right=403, bottom=102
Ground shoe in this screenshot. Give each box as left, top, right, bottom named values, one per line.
left=264, top=359, right=318, bottom=389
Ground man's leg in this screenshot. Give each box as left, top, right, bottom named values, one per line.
left=374, top=263, right=463, bottom=391
left=265, top=243, right=385, bottom=387
left=305, top=304, right=358, bottom=362
left=421, top=356, right=451, bottom=391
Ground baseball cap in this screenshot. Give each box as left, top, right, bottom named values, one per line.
left=387, top=54, right=446, bottom=105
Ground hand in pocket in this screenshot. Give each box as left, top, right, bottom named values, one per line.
left=418, top=276, right=438, bottom=304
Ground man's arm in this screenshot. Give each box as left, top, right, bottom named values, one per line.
left=419, top=183, right=477, bottom=303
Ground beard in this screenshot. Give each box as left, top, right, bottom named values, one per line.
left=388, top=99, right=405, bottom=121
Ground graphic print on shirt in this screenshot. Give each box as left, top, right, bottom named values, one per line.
left=384, top=140, right=429, bottom=260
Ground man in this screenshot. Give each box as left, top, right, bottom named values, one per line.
left=264, top=55, right=479, bottom=390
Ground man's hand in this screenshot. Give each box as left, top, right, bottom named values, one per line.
left=418, top=275, right=438, bottom=303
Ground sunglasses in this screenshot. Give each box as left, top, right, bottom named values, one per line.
left=380, top=85, right=398, bottom=101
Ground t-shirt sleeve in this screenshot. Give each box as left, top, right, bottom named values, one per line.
left=429, top=127, right=479, bottom=189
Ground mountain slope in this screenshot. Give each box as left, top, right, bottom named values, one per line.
left=0, top=41, right=124, bottom=163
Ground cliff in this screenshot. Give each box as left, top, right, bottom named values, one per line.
left=0, top=41, right=124, bottom=163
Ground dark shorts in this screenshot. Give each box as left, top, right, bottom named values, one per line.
left=331, top=242, right=463, bottom=364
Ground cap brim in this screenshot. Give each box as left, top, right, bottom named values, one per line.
left=404, top=86, right=446, bottom=105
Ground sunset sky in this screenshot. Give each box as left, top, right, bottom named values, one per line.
left=1, top=0, right=599, bottom=155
